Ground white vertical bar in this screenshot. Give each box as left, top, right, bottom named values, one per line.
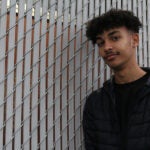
left=0, top=0, right=7, bottom=149
left=75, top=0, right=82, bottom=83
left=122, top=0, right=128, bottom=9
left=112, top=0, right=117, bottom=8
left=97, top=0, right=105, bottom=87
left=87, top=43, right=93, bottom=93
left=31, top=0, right=41, bottom=149
left=23, top=0, right=33, bottom=149
left=105, top=0, right=111, bottom=80
left=97, top=0, right=105, bottom=86
left=61, top=36, right=68, bottom=150
left=100, top=0, right=105, bottom=14
left=83, top=0, right=88, bottom=24
left=70, top=0, right=76, bottom=42
left=14, top=0, right=25, bottom=149
left=106, top=0, right=111, bottom=11
left=142, top=0, right=147, bottom=66
left=75, top=91, right=81, bottom=149
left=134, top=0, right=139, bottom=63
left=62, top=0, right=69, bottom=149
left=76, top=0, right=82, bottom=32
left=138, top=0, right=143, bottom=66
left=89, top=0, right=94, bottom=19
left=74, top=66, right=80, bottom=97
left=95, top=0, right=100, bottom=15
left=81, top=0, right=88, bottom=113
left=75, top=110, right=81, bottom=149
left=133, top=0, right=137, bottom=15
left=68, top=0, right=75, bottom=149
left=55, top=115, right=61, bottom=150
left=106, top=65, right=111, bottom=80
left=147, top=0, right=150, bottom=66
left=93, top=0, right=100, bottom=89
left=62, top=0, right=69, bottom=114
left=47, top=106, right=54, bottom=149
left=80, top=44, right=87, bottom=98
left=99, top=58, right=105, bottom=87
left=69, top=118, right=74, bottom=150
left=75, top=39, right=87, bottom=149
left=55, top=0, right=63, bottom=149
left=117, top=0, right=122, bottom=9
left=128, top=0, right=132, bottom=10
left=88, top=0, right=96, bottom=92
left=5, top=0, right=16, bottom=149
left=39, top=0, right=48, bottom=149
left=93, top=46, right=99, bottom=90
left=61, top=108, right=67, bottom=149
left=47, top=0, right=55, bottom=149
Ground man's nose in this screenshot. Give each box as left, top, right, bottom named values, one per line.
left=104, top=41, right=113, bottom=52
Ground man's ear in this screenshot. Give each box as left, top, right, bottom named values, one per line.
left=132, top=33, right=139, bottom=48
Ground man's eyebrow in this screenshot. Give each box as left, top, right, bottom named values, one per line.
left=96, top=30, right=120, bottom=40
left=108, top=30, right=120, bottom=36
left=96, top=37, right=103, bottom=40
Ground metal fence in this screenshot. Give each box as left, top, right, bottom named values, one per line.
left=0, top=0, right=150, bottom=149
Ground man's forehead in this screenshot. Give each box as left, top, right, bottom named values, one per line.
left=96, top=27, right=130, bottom=39
left=96, top=29, right=121, bottom=39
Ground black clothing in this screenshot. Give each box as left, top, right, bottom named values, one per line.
left=114, top=72, right=150, bottom=150
left=83, top=68, right=150, bottom=150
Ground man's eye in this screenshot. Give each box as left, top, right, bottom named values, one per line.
left=111, top=36, right=120, bottom=41
left=97, top=41, right=104, bottom=47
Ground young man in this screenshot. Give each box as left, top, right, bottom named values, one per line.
left=83, top=9, right=150, bottom=150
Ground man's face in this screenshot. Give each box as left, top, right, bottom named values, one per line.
left=96, top=27, right=139, bottom=70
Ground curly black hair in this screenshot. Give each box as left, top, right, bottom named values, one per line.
left=86, top=9, right=142, bottom=44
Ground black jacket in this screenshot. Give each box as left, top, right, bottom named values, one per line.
left=83, top=68, right=150, bottom=150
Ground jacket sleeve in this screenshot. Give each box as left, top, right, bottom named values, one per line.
left=82, top=92, right=97, bottom=150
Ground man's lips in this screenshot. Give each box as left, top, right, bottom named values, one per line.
left=104, top=52, right=120, bottom=61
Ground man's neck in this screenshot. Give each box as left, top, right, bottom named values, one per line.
left=114, top=66, right=146, bottom=84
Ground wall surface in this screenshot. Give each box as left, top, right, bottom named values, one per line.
left=0, top=0, right=150, bottom=149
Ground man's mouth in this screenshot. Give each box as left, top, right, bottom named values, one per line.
left=104, top=52, right=120, bottom=61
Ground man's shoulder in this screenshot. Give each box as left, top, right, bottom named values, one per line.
left=83, top=89, right=102, bottom=113
left=87, top=78, right=113, bottom=99
left=87, top=88, right=102, bottom=99
left=84, top=78, right=114, bottom=114
left=85, top=87, right=106, bottom=106
left=85, top=77, right=114, bottom=103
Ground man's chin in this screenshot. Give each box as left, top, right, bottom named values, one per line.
left=107, top=64, right=123, bottom=71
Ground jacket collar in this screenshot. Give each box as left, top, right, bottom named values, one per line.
left=104, top=67, right=150, bottom=87
left=141, top=67, right=150, bottom=86
left=103, top=67, right=150, bottom=104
